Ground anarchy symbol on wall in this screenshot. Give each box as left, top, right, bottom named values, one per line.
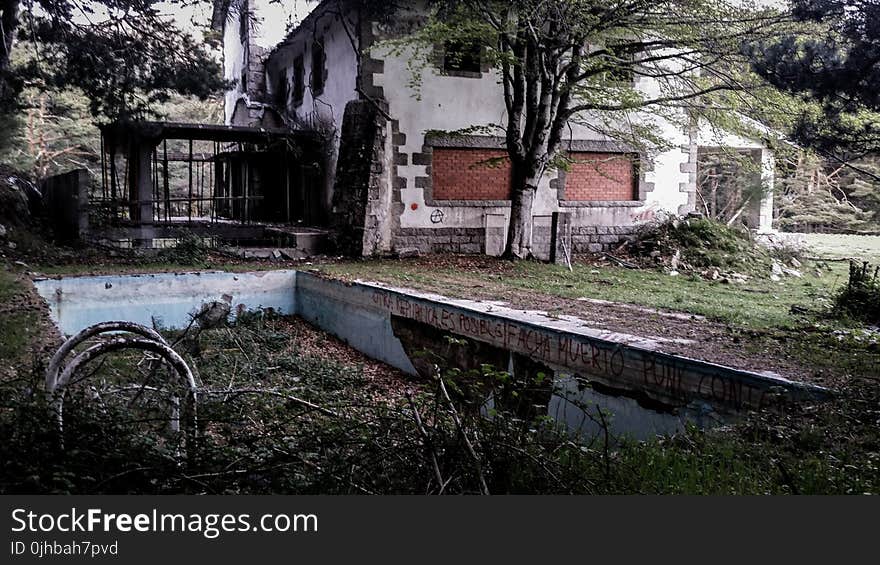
left=430, top=209, right=445, bottom=224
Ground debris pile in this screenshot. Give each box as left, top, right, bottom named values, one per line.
left=622, top=216, right=805, bottom=282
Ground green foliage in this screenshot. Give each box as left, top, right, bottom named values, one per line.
left=157, top=233, right=211, bottom=266
left=747, top=0, right=880, bottom=155
left=2, top=2, right=228, bottom=125
left=835, top=262, right=880, bottom=324
left=632, top=216, right=773, bottom=273
left=1, top=314, right=876, bottom=494
left=0, top=86, right=100, bottom=178
left=0, top=37, right=224, bottom=180
left=773, top=150, right=879, bottom=233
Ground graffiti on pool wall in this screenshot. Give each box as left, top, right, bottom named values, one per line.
left=369, top=288, right=801, bottom=411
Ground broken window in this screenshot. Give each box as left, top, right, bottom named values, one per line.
left=292, top=55, right=305, bottom=106
left=311, top=39, right=326, bottom=95
left=274, top=72, right=288, bottom=109
left=443, top=40, right=482, bottom=75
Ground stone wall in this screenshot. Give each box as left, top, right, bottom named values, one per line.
left=570, top=225, right=638, bottom=253
left=390, top=219, right=636, bottom=257
left=392, top=227, right=485, bottom=254
left=330, top=100, right=389, bottom=256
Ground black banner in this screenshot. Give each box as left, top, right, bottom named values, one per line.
left=0, top=496, right=874, bottom=563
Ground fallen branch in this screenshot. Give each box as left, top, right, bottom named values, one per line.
left=437, top=373, right=490, bottom=495
left=200, top=388, right=340, bottom=419
left=406, top=390, right=444, bottom=493
left=602, top=253, right=640, bottom=269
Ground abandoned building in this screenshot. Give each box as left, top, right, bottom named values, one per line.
left=38, top=0, right=775, bottom=258
left=220, top=0, right=776, bottom=259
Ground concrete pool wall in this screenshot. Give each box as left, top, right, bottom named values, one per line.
left=34, top=269, right=831, bottom=439
left=34, top=270, right=299, bottom=334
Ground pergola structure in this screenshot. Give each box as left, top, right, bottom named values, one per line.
left=96, top=121, right=325, bottom=244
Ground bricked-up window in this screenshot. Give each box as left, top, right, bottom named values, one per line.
left=292, top=55, right=305, bottom=106
left=562, top=152, right=638, bottom=201
left=432, top=148, right=512, bottom=200
left=311, top=39, right=326, bottom=95
left=443, top=40, right=482, bottom=74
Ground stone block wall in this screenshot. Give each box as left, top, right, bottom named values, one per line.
left=570, top=225, right=638, bottom=253
left=392, top=227, right=485, bottom=254
left=330, top=100, right=388, bottom=256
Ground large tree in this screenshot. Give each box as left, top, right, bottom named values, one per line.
left=1, top=0, right=227, bottom=121
left=748, top=0, right=880, bottom=157
left=403, top=0, right=786, bottom=258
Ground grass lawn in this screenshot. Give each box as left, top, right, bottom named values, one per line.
left=803, top=233, right=880, bottom=261
left=0, top=267, right=41, bottom=363
left=0, top=268, right=19, bottom=302
left=317, top=234, right=880, bottom=333
left=319, top=258, right=849, bottom=331
left=32, top=259, right=291, bottom=277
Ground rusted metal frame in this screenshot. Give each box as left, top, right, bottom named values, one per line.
left=188, top=139, right=194, bottom=223
left=163, top=140, right=171, bottom=223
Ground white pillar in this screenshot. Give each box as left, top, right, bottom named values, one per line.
left=758, top=148, right=775, bottom=234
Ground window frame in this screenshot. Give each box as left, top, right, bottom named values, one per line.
left=292, top=55, right=305, bottom=107
left=311, top=39, right=326, bottom=96
left=438, top=40, right=485, bottom=79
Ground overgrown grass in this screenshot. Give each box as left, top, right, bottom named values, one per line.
left=1, top=314, right=875, bottom=494
left=0, top=311, right=38, bottom=360
left=0, top=268, right=37, bottom=361
left=0, top=268, right=19, bottom=301
left=630, top=216, right=775, bottom=274
left=834, top=262, right=880, bottom=325
left=321, top=259, right=848, bottom=330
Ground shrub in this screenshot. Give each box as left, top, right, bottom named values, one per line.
left=630, top=216, right=772, bottom=274
left=835, top=262, right=880, bottom=325
left=158, top=232, right=210, bottom=265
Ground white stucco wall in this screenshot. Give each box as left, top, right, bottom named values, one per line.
left=228, top=1, right=781, bottom=247
left=262, top=5, right=361, bottom=215
left=373, top=39, right=692, bottom=232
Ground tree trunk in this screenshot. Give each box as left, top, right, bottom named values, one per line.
left=0, top=0, right=19, bottom=72
left=504, top=175, right=538, bottom=259
left=0, top=0, right=19, bottom=104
